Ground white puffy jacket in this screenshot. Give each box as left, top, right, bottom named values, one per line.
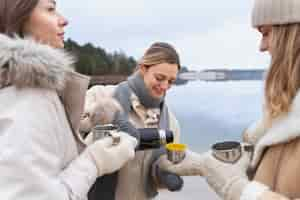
left=0, top=34, right=97, bottom=200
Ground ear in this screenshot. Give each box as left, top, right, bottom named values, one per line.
left=139, top=64, right=148, bottom=76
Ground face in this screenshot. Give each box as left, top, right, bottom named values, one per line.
left=140, top=63, right=179, bottom=99
left=22, top=0, right=68, bottom=48
left=258, top=25, right=272, bottom=53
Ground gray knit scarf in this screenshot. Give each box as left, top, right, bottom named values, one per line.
left=116, top=72, right=170, bottom=197
left=125, top=72, right=170, bottom=129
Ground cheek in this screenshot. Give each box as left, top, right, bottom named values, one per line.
left=143, top=76, right=158, bottom=94
left=150, top=78, right=161, bottom=91
left=25, top=16, right=58, bottom=45
left=39, top=19, right=57, bottom=40
left=143, top=75, right=154, bottom=88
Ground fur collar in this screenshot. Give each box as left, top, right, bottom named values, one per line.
left=244, top=91, right=300, bottom=168
left=0, top=34, right=75, bottom=91
left=0, top=34, right=91, bottom=148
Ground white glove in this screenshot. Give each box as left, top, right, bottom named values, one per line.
left=158, top=147, right=270, bottom=200
left=200, top=149, right=269, bottom=200
left=156, top=149, right=204, bottom=176
left=85, top=131, right=137, bottom=176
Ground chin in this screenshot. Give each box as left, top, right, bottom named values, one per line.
left=57, top=43, right=64, bottom=49
left=152, top=92, right=164, bottom=99
left=53, top=40, right=64, bottom=49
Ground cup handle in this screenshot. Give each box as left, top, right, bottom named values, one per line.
left=243, top=144, right=254, bottom=152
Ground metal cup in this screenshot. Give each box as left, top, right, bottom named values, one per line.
left=211, top=141, right=254, bottom=164
left=166, top=143, right=187, bottom=164
left=92, top=124, right=120, bottom=145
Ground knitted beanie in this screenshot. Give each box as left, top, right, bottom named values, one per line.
left=252, top=0, right=300, bottom=27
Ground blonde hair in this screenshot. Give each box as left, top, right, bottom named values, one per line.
left=265, top=24, right=300, bottom=120
left=138, top=42, right=180, bottom=69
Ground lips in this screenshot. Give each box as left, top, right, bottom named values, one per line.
left=153, top=87, right=164, bottom=96
left=58, top=32, right=65, bottom=40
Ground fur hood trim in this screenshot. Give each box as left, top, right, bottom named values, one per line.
left=0, top=34, right=75, bottom=91
left=244, top=91, right=300, bottom=168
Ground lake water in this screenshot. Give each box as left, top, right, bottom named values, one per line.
left=166, top=80, right=264, bottom=152
left=158, top=80, right=264, bottom=200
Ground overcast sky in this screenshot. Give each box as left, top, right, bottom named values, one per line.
left=58, top=0, right=270, bottom=71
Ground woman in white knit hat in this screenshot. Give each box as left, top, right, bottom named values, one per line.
left=158, top=0, right=300, bottom=199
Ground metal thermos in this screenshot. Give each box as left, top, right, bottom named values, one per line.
left=92, top=125, right=174, bottom=151
left=136, top=128, right=174, bottom=151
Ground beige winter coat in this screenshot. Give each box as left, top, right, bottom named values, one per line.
left=83, top=85, right=180, bottom=200
left=243, top=91, right=300, bottom=200
left=0, top=34, right=101, bottom=200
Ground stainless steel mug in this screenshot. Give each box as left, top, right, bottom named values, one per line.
left=211, top=141, right=254, bottom=164
left=166, top=143, right=187, bottom=164
left=92, top=124, right=120, bottom=145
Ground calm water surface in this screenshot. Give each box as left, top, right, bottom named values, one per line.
left=166, top=80, right=264, bottom=151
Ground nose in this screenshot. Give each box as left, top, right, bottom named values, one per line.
left=58, top=14, right=69, bottom=27
left=259, top=39, right=267, bottom=52
left=259, top=34, right=271, bottom=52
left=160, top=80, right=170, bottom=91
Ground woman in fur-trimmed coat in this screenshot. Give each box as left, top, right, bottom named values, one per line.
left=0, top=1, right=137, bottom=200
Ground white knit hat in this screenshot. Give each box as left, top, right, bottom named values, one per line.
left=252, top=0, right=300, bottom=27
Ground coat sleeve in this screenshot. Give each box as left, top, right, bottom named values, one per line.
left=259, top=190, right=296, bottom=200
left=240, top=181, right=300, bottom=200
left=0, top=89, right=97, bottom=200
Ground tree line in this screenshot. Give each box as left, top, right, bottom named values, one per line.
left=64, top=39, right=137, bottom=75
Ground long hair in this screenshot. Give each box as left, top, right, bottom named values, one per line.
left=265, top=24, right=300, bottom=120
left=138, top=42, right=181, bottom=70
left=0, top=0, right=38, bottom=36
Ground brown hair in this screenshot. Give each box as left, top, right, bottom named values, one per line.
left=265, top=24, right=300, bottom=120
left=139, top=42, right=181, bottom=70
left=0, top=0, right=38, bottom=37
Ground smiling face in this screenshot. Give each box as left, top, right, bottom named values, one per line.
left=22, top=0, right=68, bottom=48
left=140, top=63, right=179, bottom=99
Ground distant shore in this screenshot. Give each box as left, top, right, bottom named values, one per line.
left=89, top=75, right=128, bottom=86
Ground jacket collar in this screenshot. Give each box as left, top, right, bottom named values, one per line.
left=0, top=34, right=90, bottom=145
left=130, top=93, right=160, bottom=127
left=244, top=91, right=300, bottom=168
left=59, top=71, right=90, bottom=145
left=0, top=34, right=76, bottom=90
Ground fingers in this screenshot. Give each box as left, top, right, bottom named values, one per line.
left=107, top=132, right=137, bottom=160
left=157, top=155, right=174, bottom=170
left=157, top=151, right=206, bottom=176
left=95, top=136, right=114, bottom=148
left=118, top=131, right=138, bottom=148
